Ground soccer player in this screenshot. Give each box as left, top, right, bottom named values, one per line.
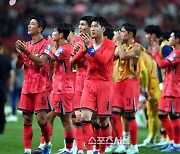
left=72, top=16, right=115, bottom=154
left=47, top=23, right=75, bottom=154
left=112, top=23, right=142, bottom=154
left=15, top=16, right=52, bottom=154
left=70, top=16, right=93, bottom=154
left=137, top=47, right=161, bottom=147
left=144, top=25, right=173, bottom=147
left=151, top=30, right=180, bottom=152
left=67, top=23, right=77, bottom=44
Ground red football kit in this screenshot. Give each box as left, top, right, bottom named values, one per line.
left=48, top=43, right=75, bottom=115
left=155, top=50, right=180, bottom=113
left=18, top=38, right=52, bottom=113
left=77, top=38, right=115, bottom=115
left=72, top=36, right=87, bottom=110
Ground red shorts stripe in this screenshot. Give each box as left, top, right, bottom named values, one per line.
left=158, top=96, right=180, bottom=114
left=50, top=93, right=74, bottom=115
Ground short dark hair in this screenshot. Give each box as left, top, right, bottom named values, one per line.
left=31, top=16, right=46, bottom=33
left=161, top=31, right=171, bottom=40
left=91, top=16, right=109, bottom=28
left=80, top=16, right=94, bottom=27
left=172, top=30, right=180, bottom=39
left=104, top=23, right=114, bottom=40
left=121, top=23, right=137, bottom=38
left=67, top=23, right=75, bottom=33
left=144, top=25, right=161, bottom=38
left=56, top=23, right=70, bottom=40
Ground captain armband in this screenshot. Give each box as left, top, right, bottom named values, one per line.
left=87, top=47, right=97, bottom=56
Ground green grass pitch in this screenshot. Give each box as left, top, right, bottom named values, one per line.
left=0, top=115, right=174, bottom=154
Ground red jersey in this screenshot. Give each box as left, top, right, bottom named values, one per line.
left=87, top=38, right=115, bottom=81
left=21, top=39, right=51, bottom=94
left=72, top=36, right=87, bottom=92
left=155, top=50, right=180, bottom=97
left=50, top=43, right=74, bottom=94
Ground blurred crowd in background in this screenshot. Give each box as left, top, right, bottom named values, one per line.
left=1, top=0, right=180, bottom=51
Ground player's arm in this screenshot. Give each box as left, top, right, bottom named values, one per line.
left=70, top=42, right=85, bottom=64
left=139, top=60, right=149, bottom=99
left=16, top=40, right=49, bottom=67
left=117, top=42, right=141, bottom=60
left=16, top=48, right=24, bottom=69
left=92, top=43, right=115, bottom=64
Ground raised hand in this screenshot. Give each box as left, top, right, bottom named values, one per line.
left=15, top=40, right=27, bottom=53
left=114, top=30, right=122, bottom=43
left=48, top=35, right=56, bottom=47
left=151, top=40, right=160, bottom=54
left=81, top=33, right=91, bottom=48
left=73, top=42, right=82, bottom=54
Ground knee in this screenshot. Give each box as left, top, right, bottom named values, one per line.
left=126, top=116, right=135, bottom=122
left=75, top=112, right=82, bottom=123
left=37, top=116, right=47, bottom=127
left=81, top=111, right=92, bottom=121
left=61, top=117, right=72, bottom=127
left=99, top=117, right=109, bottom=127
left=23, top=113, right=33, bottom=125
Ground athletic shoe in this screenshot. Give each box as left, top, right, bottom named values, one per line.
left=114, top=144, right=126, bottom=153
left=43, top=144, right=52, bottom=154
left=77, top=150, right=83, bottom=154
left=93, top=148, right=98, bottom=154
left=6, top=115, right=18, bottom=122
left=153, top=144, right=169, bottom=150
left=105, top=144, right=117, bottom=152
left=58, top=147, right=66, bottom=152
left=31, top=148, right=43, bottom=154
left=87, top=150, right=93, bottom=154
left=156, top=137, right=169, bottom=146
left=138, top=141, right=156, bottom=147
left=142, top=136, right=150, bottom=144
left=57, top=148, right=73, bottom=154
left=161, top=144, right=180, bottom=152
left=126, top=145, right=139, bottom=154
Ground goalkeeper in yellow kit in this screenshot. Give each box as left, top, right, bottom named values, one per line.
left=137, top=49, right=161, bottom=147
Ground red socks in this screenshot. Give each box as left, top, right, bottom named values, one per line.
left=75, top=122, right=84, bottom=150
left=99, top=124, right=110, bottom=153
left=41, top=123, right=51, bottom=143
left=111, top=115, right=123, bottom=140
left=82, top=121, right=93, bottom=150
left=160, top=117, right=174, bottom=141
left=40, top=125, right=53, bottom=144
left=172, top=119, right=180, bottom=144
left=23, top=124, right=33, bottom=149
left=128, top=119, right=138, bottom=145
left=65, top=131, right=74, bottom=149
left=94, top=124, right=101, bottom=150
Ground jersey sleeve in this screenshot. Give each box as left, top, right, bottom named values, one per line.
left=93, top=41, right=115, bottom=64
left=54, top=45, right=73, bottom=60
left=166, top=51, right=180, bottom=65
left=154, top=52, right=170, bottom=68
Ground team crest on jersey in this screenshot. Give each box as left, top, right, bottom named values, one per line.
left=168, top=53, right=177, bottom=61
left=55, top=48, right=64, bottom=56
left=44, top=44, right=51, bottom=54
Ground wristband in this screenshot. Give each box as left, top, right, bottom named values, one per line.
left=87, top=47, right=97, bottom=56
